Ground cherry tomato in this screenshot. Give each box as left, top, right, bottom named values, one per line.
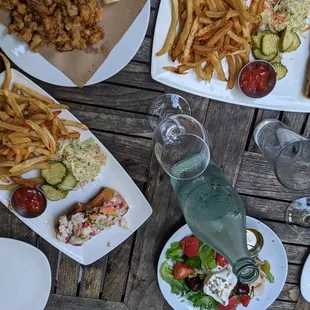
left=180, top=236, right=199, bottom=257
left=173, top=262, right=195, bottom=279
left=215, top=253, right=229, bottom=267
left=217, top=296, right=240, bottom=310
left=240, top=295, right=251, bottom=307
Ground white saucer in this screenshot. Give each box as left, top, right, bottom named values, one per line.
left=0, top=238, right=51, bottom=310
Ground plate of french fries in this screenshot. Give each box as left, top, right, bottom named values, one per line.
left=151, top=0, right=310, bottom=112
left=0, top=56, right=152, bottom=265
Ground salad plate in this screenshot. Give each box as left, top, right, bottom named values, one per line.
left=0, top=238, right=51, bottom=310
left=151, top=0, right=310, bottom=112
left=0, top=69, right=153, bottom=265
left=0, top=1, right=150, bottom=87
left=157, top=216, right=288, bottom=310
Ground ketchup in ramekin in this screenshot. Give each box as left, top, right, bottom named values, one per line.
left=238, top=60, right=277, bottom=98
left=11, top=186, right=47, bottom=218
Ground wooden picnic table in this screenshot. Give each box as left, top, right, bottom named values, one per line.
left=1, top=2, right=310, bottom=309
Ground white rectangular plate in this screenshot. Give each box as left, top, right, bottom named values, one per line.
left=152, top=1, right=310, bottom=112
left=0, top=69, right=152, bottom=265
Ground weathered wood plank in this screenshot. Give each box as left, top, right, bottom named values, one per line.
left=93, top=130, right=152, bottom=183
left=41, top=81, right=162, bottom=114
left=79, top=257, right=107, bottom=299
left=37, top=238, right=59, bottom=293
left=247, top=109, right=280, bottom=152
left=107, top=62, right=164, bottom=92
left=101, top=235, right=135, bottom=301
left=204, top=101, right=255, bottom=185
left=279, top=284, right=300, bottom=302
left=295, top=295, right=310, bottom=310
left=236, top=152, right=310, bottom=201
left=45, top=294, right=129, bottom=310
left=147, top=9, right=157, bottom=38
left=287, top=264, right=302, bottom=284
left=281, top=113, right=307, bottom=133
left=56, top=253, right=80, bottom=296
left=269, top=300, right=296, bottom=310
left=284, top=244, right=309, bottom=265
left=0, top=204, right=37, bottom=244
left=67, top=101, right=153, bottom=138
left=133, top=37, right=152, bottom=64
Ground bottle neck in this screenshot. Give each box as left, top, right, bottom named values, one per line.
left=233, top=257, right=259, bottom=284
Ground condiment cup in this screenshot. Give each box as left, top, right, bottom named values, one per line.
left=10, top=186, right=47, bottom=218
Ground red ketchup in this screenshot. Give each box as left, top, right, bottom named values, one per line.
left=11, top=187, right=47, bottom=218
left=239, top=62, right=276, bottom=98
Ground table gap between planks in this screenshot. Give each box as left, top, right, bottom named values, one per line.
left=0, top=2, right=309, bottom=310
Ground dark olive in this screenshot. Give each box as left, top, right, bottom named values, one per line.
left=185, top=277, right=202, bottom=291
left=234, top=281, right=250, bottom=295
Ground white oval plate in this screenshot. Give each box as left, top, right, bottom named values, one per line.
left=0, top=1, right=150, bottom=87
left=157, top=216, right=288, bottom=310
left=0, top=238, right=51, bottom=310
left=152, top=0, right=310, bottom=112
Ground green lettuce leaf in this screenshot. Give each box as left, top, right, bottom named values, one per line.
left=266, top=271, right=274, bottom=283
left=166, top=241, right=183, bottom=262
left=199, top=244, right=217, bottom=270
left=187, top=289, right=217, bottom=310
left=160, top=261, right=189, bottom=296
left=186, top=256, right=202, bottom=270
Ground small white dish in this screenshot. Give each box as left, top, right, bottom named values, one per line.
left=0, top=69, right=153, bottom=265
left=0, top=238, right=51, bottom=310
left=0, top=1, right=150, bottom=87
left=151, top=0, right=310, bottom=112
left=157, top=216, right=288, bottom=310
left=301, top=254, right=310, bottom=302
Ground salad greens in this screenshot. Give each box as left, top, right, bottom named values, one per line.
left=187, top=290, right=217, bottom=310
left=166, top=242, right=184, bottom=262
left=185, top=256, right=202, bottom=270
left=198, top=244, right=217, bottom=270
left=160, top=261, right=189, bottom=296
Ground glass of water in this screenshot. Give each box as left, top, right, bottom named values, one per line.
left=153, top=114, right=210, bottom=180
left=254, top=119, right=310, bottom=191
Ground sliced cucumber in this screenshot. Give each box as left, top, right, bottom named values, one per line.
left=280, top=30, right=294, bottom=52
left=262, top=34, right=279, bottom=56
left=270, top=54, right=282, bottom=64
left=57, top=173, right=77, bottom=191
left=41, top=185, right=68, bottom=201
left=252, top=48, right=277, bottom=61
left=251, top=31, right=271, bottom=49
left=285, top=33, right=301, bottom=52
left=273, top=62, right=288, bottom=80
left=41, top=162, right=67, bottom=186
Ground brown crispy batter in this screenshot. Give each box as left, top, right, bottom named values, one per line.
left=0, top=0, right=104, bottom=52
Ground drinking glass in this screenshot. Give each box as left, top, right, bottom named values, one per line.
left=148, top=94, right=191, bottom=130
left=254, top=119, right=310, bottom=191
left=153, top=114, right=210, bottom=180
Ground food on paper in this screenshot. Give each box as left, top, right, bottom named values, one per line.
left=11, top=186, right=47, bottom=218
left=0, top=53, right=107, bottom=200
left=239, top=61, right=277, bottom=98
left=160, top=234, right=274, bottom=310
left=56, top=187, right=129, bottom=246
left=0, top=0, right=104, bottom=52
left=157, top=0, right=261, bottom=89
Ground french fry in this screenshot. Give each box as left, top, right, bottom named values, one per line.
left=172, top=0, right=194, bottom=59
left=60, top=119, right=88, bottom=130
left=14, top=153, right=22, bottom=165
left=4, top=89, right=23, bottom=118
left=0, top=53, right=12, bottom=90
left=184, top=17, right=200, bottom=61
left=0, top=111, right=11, bottom=121
left=193, top=45, right=221, bottom=56
left=205, top=63, right=214, bottom=82
left=234, top=54, right=243, bottom=76
left=232, top=16, right=242, bottom=33
left=193, top=0, right=201, bottom=16
left=10, top=142, right=45, bottom=150
left=10, top=136, right=32, bottom=144
left=0, top=174, right=9, bottom=183
left=198, top=17, right=213, bottom=24
left=209, top=52, right=226, bottom=81
left=205, top=11, right=227, bottom=18
left=13, top=83, right=55, bottom=106
left=0, top=161, right=15, bottom=167
left=9, top=156, right=48, bottom=174
left=205, top=21, right=233, bottom=46
left=213, top=0, right=226, bottom=11
left=226, top=55, right=236, bottom=89
left=42, top=125, right=56, bottom=153
left=195, top=63, right=208, bottom=80
left=227, top=30, right=248, bottom=45
left=196, top=17, right=226, bottom=37
left=0, top=184, right=19, bottom=191
left=4, top=103, right=16, bottom=117
left=25, top=120, right=50, bottom=150
left=0, top=120, right=29, bottom=134
left=157, top=0, right=179, bottom=56
left=207, top=0, right=217, bottom=11
left=30, top=99, right=54, bottom=120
